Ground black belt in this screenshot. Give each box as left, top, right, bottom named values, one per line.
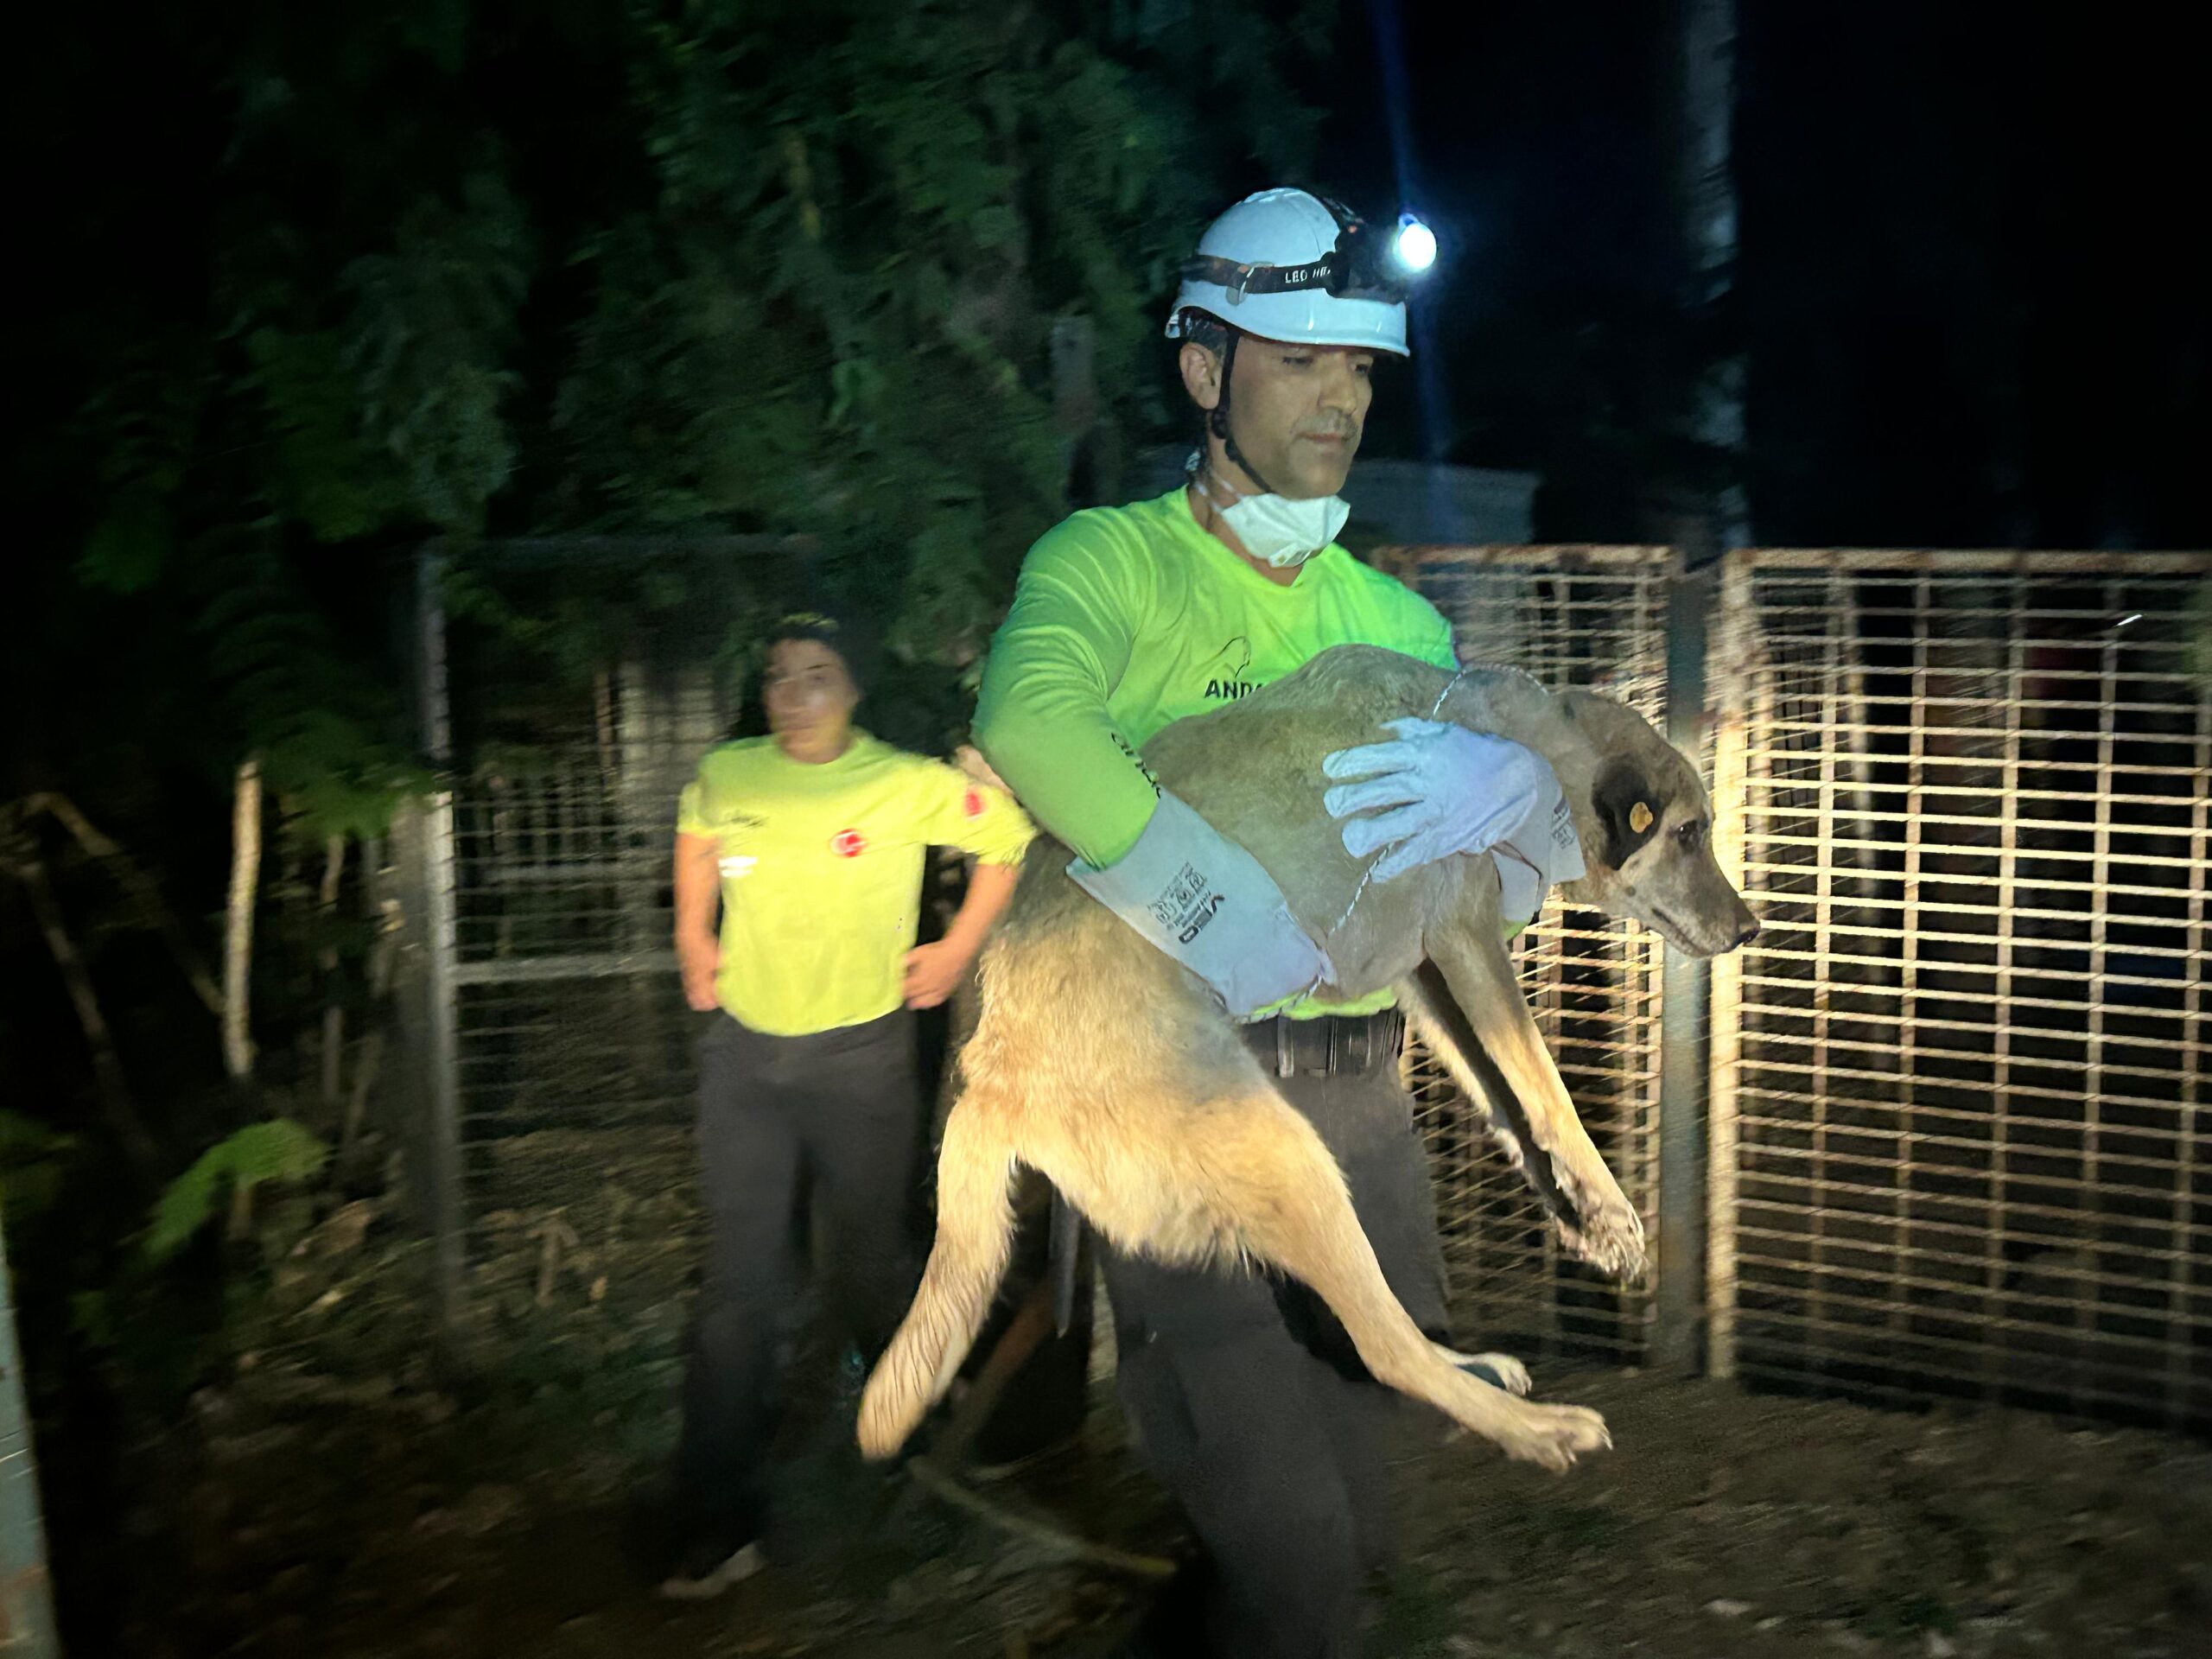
left=1241, top=1009, right=1405, bottom=1079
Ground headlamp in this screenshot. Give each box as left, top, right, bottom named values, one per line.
left=1179, top=198, right=1439, bottom=307
left=1391, top=213, right=1437, bottom=274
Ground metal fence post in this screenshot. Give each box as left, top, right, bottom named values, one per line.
left=1, top=1211, right=61, bottom=1657
left=1653, top=563, right=1713, bottom=1373
left=403, top=548, right=467, bottom=1357
left=1704, top=550, right=1755, bottom=1382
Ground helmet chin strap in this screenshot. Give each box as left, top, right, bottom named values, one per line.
left=1205, top=329, right=1284, bottom=499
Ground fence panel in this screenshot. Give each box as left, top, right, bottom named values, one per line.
left=401, top=544, right=789, bottom=1344
left=1383, top=547, right=1680, bottom=1365
left=411, top=537, right=2212, bottom=1429
left=1712, top=549, right=2212, bottom=1431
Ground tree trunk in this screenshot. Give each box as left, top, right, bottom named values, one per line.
left=318, top=833, right=346, bottom=1111
left=17, top=857, right=158, bottom=1173
left=1666, top=0, right=1751, bottom=559
left=223, top=756, right=263, bottom=1084
left=339, top=895, right=402, bottom=1173
left=1050, top=314, right=1101, bottom=506
left=27, top=791, right=222, bottom=1016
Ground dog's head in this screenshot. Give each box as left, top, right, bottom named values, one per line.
left=1549, top=690, right=1758, bottom=957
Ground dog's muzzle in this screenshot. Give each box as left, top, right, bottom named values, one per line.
left=1242, top=1010, right=1406, bottom=1079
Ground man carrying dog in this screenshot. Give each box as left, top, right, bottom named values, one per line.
left=665, top=608, right=1033, bottom=1596
left=973, top=189, right=1583, bottom=1657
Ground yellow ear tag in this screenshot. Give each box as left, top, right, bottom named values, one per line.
left=1630, top=801, right=1654, bottom=835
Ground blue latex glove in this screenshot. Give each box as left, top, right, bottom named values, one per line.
left=1322, top=718, right=1559, bottom=887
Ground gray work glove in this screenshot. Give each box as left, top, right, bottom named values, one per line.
left=1324, top=720, right=1551, bottom=883
left=1068, top=791, right=1332, bottom=1020
left=1325, top=717, right=1585, bottom=926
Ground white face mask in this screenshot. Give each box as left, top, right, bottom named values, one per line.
left=1193, top=462, right=1351, bottom=569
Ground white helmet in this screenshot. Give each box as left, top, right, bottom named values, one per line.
left=1165, top=188, right=1424, bottom=359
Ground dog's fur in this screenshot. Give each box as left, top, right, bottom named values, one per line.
left=860, top=645, right=1757, bottom=1472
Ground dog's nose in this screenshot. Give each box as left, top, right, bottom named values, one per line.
left=1732, top=913, right=1762, bottom=949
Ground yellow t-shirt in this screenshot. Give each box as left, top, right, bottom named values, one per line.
left=677, top=733, right=1034, bottom=1036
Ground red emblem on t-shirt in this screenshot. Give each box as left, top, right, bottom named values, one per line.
left=962, top=788, right=985, bottom=820
left=831, top=829, right=867, bottom=858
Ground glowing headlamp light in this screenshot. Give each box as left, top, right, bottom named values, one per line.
left=1180, top=199, right=1440, bottom=306
left=1392, top=213, right=1437, bottom=274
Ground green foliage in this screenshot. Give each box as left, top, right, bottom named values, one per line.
left=244, top=327, right=402, bottom=543
left=543, top=0, right=1331, bottom=702
left=340, top=169, right=535, bottom=536
left=79, top=490, right=177, bottom=597
left=77, top=362, right=209, bottom=594
left=143, top=1120, right=330, bottom=1264
left=0, top=1109, right=80, bottom=1228
left=54, top=0, right=1331, bottom=787
left=417, top=4, right=1322, bottom=742
left=191, top=531, right=432, bottom=839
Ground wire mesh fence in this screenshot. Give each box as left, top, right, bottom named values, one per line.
left=1710, top=550, right=2212, bottom=1432
left=410, top=539, right=1688, bottom=1371
left=398, top=537, right=2212, bottom=1434
left=1380, top=547, right=1679, bottom=1365
left=392, top=543, right=789, bottom=1357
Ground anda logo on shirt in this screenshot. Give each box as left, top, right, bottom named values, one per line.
left=830, top=829, right=868, bottom=858
left=1198, top=635, right=1262, bottom=702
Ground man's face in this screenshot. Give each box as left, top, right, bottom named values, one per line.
left=1182, top=334, right=1376, bottom=499
left=763, top=639, right=858, bottom=746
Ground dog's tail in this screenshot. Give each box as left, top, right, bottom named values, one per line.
left=856, top=1094, right=1019, bottom=1460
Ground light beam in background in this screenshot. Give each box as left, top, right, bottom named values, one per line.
left=1365, top=0, right=1459, bottom=505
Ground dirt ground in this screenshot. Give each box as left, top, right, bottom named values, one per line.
left=126, top=1218, right=2209, bottom=1659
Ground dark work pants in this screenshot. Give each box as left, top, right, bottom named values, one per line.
left=673, top=1009, right=925, bottom=1538
left=1100, top=1027, right=1448, bottom=1659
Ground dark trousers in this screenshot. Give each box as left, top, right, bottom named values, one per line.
left=1102, top=1015, right=1447, bottom=1659
left=673, top=1009, right=925, bottom=1537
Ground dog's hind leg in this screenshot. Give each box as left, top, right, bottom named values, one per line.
left=1150, top=1086, right=1608, bottom=1473
left=857, top=1095, right=1020, bottom=1461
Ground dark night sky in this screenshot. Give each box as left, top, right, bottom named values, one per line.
left=1296, top=3, right=2209, bottom=550
left=13, top=4, right=2206, bottom=556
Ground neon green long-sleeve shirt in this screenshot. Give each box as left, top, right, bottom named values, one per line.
left=976, top=486, right=1456, bottom=866
left=973, top=486, right=1456, bottom=1015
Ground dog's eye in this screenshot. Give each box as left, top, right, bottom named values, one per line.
left=1674, top=820, right=1707, bottom=850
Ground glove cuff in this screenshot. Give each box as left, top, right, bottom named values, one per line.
left=1069, top=791, right=1334, bottom=1018
left=1494, top=760, right=1587, bottom=926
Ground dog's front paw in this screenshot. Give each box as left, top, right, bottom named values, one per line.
left=1495, top=1402, right=1611, bottom=1473
left=1554, top=1179, right=1646, bottom=1283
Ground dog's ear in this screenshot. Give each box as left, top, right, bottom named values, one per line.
left=1591, top=758, right=1662, bottom=871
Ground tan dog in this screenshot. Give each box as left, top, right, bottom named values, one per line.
left=860, top=645, right=1758, bottom=1471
